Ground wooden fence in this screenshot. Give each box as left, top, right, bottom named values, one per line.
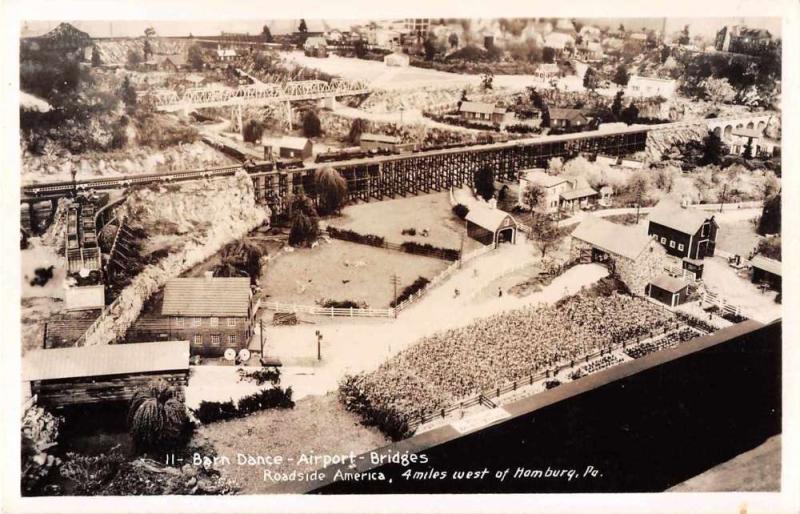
left=326, top=227, right=460, bottom=261
left=261, top=301, right=394, bottom=318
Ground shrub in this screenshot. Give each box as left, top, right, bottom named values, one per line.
left=326, top=226, right=385, bottom=247
left=544, top=379, right=562, bottom=390
left=401, top=228, right=417, bottom=236
left=339, top=375, right=413, bottom=441
left=29, top=266, right=55, bottom=287
left=400, top=241, right=460, bottom=261
left=237, top=367, right=281, bottom=386
left=314, top=166, right=348, bottom=215
left=321, top=299, right=366, bottom=309
left=452, top=204, right=470, bottom=219
left=192, top=387, right=294, bottom=423
left=302, top=110, right=322, bottom=138
left=242, top=119, right=264, bottom=143
left=390, top=276, right=431, bottom=308
left=289, top=212, right=318, bottom=247
left=127, top=379, right=190, bottom=453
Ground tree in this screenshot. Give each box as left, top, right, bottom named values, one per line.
left=542, top=46, right=556, bottom=63
left=756, top=236, right=781, bottom=261
left=302, top=110, right=321, bottom=138
left=613, top=64, right=629, bottom=86
left=742, top=137, right=754, bottom=159
left=700, top=130, right=727, bottom=165
left=678, top=25, right=690, bottom=46
left=353, top=39, right=367, bottom=59
left=621, top=102, right=639, bottom=125
left=215, top=239, right=265, bottom=284
left=120, top=76, right=137, bottom=114
left=448, top=33, right=459, bottom=49
left=315, top=167, right=348, bottom=215
left=288, top=191, right=319, bottom=247
left=242, top=119, right=264, bottom=143
left=481, top=71, right=494, bottom=91
left=626, top=172, right=649, bottom=207
left=540, top=104, right=551, bottom=128
left=530, top=214, right=560, bottom=257
left=188, top=44, right=204, bottom=70
left=127, top=380, right=189, bottom=453
left=298, top=19, right=308, bottom=33
left=126, top=49, right=142, bottom=68
left=89, top=46, right=101, bottom=67
left=423, top=36, right=437, bottom=61
left=262, top=25, right=273, bottom=43
left=762, top=171, right=781, bottom=199
left=473, top=166, right=495, bottom=201
left=611, top=90, right=624, bottom=119
left=523, top=183, right=545, bottom=212
left=347, top=118, right=368, bottom=145
left=529, top=88, right=544, bottom=109
left=144, top=26, right=156, bottom=38
left=701, top=77, right=736, bottom=105
left=143, top=39, right=152, bottom=61
left=757, top=193, right=780, bottom=235
left=582, top=67, right=599, bottom=91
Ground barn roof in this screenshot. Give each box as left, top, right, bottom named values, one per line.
left=572, top=215, right=654, bottom=260
left=162, top=277, right=251, bottom=317
left=648, top=200, right=714, bottom=235
left=751, top=255, right=781, bottom=277
left=466, top=206, right=516, bottom=232
left=649, top=274, right=689, bottom=293
left=460, top=101, right=496, bottom=115
left=279, top=136, right=311, bottom=150
left=23, top=341, right=190, bottom=382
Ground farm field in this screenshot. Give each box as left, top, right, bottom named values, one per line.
left=327, top=191, right=482, bottom=253
left=262, top=239, right=449, bottom=308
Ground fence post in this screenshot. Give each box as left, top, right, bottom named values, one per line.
left=330, top=307, right=334, bottom=318
left=350, top=307, right=353, bottom=318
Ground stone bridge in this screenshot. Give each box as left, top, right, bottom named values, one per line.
left=705, top=113, right=774, bottom=142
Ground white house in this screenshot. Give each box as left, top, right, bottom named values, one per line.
left=729, top=128, right=780, bottom=157
left=624, top=75, right=677, bottom=99
left=518, top=170, right=597, bottom=214
left=544, top=32, right=575, bottom=51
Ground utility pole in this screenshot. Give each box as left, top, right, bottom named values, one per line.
left=635, top=190, right=642, bottom=224
left=390, top=274, right=400, bottom=318
left=719, top=183, right=727, bottom=213
left=315, top=330, right=322, bottom=361
left=458, top=233, right=464, bottom=269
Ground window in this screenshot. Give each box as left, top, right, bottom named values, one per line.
left=227, top=318, right=237, bottom=327
left=192, top=334, right=202, bottom=346
left=210, top=335, right=221, bottom=346
left=660, top=237, right=667, bottom=244
left=191, top=318, right=201, bottom=327
left=701, top=223, right=708, bottom=237
left=174, top=317, right=184, bottom=327
left=209, top=317, right=219, bottom=327
left=669, top=240, right=676, bottom=248
left=678, top=243, right=684, bottom=251
left=228, top=334, right=237, bottom=346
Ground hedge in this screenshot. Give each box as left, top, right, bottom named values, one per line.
left=339, top=375, right=413, bottom=441
left=192, top=386, right=294, bottom=424
left=390, top=276, right=431, bottom=308
left=400, top=241, right=460, bottom=261
left=326, top=226, right=385, bottom=247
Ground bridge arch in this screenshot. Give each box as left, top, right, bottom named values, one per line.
left=724, top=125, right=733, bottom=140
left=712, top=127, right=722, bottom=138
left=757, top=121, right=766, bottom=131
left=747, top=121, right=754, bottom=130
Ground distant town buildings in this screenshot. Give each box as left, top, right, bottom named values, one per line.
left=625, top=75, right=677, bottom=99
left=715, top=25, right=776, bottom=55
left=548, top=108, right=590, bottom=131
left=304, top=36, right=328, bottom=57
left=459, top=101, right=507, bottom=124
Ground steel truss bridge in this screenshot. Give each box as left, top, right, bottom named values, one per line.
left=21, top=112, right=772, bottom=218
left=149, top=78, right=371, bottom=112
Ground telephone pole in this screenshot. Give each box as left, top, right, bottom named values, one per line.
left=719, top=184, right=727, bottom=213
left=390, top=273, right=400, bottom=318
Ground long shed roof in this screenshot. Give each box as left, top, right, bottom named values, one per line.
left=162, top=277, right=251, bottom=317
left=23, top=341, right=190, bottom=382
left=571, top=215, right=654, bottom=260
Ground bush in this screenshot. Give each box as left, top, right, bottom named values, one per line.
left=237, top=367, right=281, bottom=386
left=401, top=228, right=417, bottom=236
left=289, top=212, right=318, bottom=247
left=302, top=110, right=322, bottom=138
left=29, top=266, right=54, bottom=287
left=321, top=299, right=367, bottom=309
left=390, top=276, right=431, bottom=308
left=339, top=374, right=413, bottom=441
left=192, top=386, right=294, bottom=423
left=452, top=204, right=470, bottom=219
left=544, top=379, right=562, bottom=390
left=127, top=380, right=190, bottom=453
left=400, top=241, right=460, bottom=261
left=326, top=226, right=385, bottom=247
left=242, top=119, right=264, bottom=143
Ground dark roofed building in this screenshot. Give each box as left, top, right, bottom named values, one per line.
left=646, top=275, right=690, bottom=307
left=127, top=276, right=254, bottom=357
left=647, top=201, right=717, bottom=260
left=23, top=341, right=190, bottom=407
left=570, top=216, right=668, bottom=294
left=459, top=101, right=506, bottom=124
left=277, top=136, right=313, bottom=160
left=549, top=108, right=589, bottom=130
left=157, top=54, right=189, bottom=72
left=750, top=255, right=781, bottom=292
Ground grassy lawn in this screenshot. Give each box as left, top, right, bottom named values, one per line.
left=262, top=239, right=449, bottom=308
left=327, top=192, right=482, bottom=253
left=194, top=393, right=389, bottom=494
left=715, top=219, right=762, bottom=257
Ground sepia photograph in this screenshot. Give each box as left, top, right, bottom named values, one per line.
left=3, top=1, right=797, bottom=512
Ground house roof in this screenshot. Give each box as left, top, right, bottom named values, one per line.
left=23, top=341, right=190, bottom=382
left=305, top=36, right=328, bottom=47
left=648, top=200, right=713, bottom=235
left=571, top=215, right=655, bottom=260
left=731, top=127, right=764, bottom=138
left=159, top=54, right=187, bottom=67
left=751, top=255, right=781, bottom=277
left=162, top=277, right=251, bottom=317
left=460, top=101, right=496, bottom=115
left=360, top=133, right=401, bottom=144
left=520, top=170, right=571, bottom=188
left=466, top=206, right=516, bottom=232
left=649, top=274, right=690, bottom=293
left=549, top=108, right=588, bottom=122
left=628, top=75, right=676, bottom=85
left=279, top=136, right=311, bottom=150
left=560, top=187, right=599, bottom=201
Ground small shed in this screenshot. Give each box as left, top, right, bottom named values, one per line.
left=465, top=206, right=517, bottom=247
left=750, top=255, right=781, bottom=291
left=23, top=341, right=191, bottom=407
left=278, top=136, right=313, bottom=160
left=646, top=275, right=690, bottom=307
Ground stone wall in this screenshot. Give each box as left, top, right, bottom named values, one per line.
left=569, top=237, right=668, bottom=295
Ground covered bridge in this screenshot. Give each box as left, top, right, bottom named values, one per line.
left=465, top=206, right=517, bottom=247
left=23, top=341, right=190, bottom=408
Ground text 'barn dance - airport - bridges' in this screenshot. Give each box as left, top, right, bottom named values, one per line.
left=21, top=113, right=773, bottom=218
left=148, top=78, right=371, bottom=112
